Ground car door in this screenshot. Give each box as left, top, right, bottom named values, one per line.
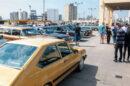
left=57, top=42, right=79, bottom=72
left=34, top=44, right=66, bottom=86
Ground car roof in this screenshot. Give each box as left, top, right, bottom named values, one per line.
left=7, top=37, right=64, bottom=47
left=0, top=26, right=33, bottom=31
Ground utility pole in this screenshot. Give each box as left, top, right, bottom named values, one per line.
left=43, top=0, right=45, bottom=21
left=88, top=8, right=96, bottom=25
left=74, top=2, right=83, bottom=21
left=29, top=5, right=31, bottom=20
left=19, top=9, right=22, bottom=20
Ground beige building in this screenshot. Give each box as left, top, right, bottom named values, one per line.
left=99, top=0, right=130, bottom=26
left=64, top=4, right=77, bottom=21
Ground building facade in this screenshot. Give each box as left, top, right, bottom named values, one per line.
left=20, top=11, right=28, bottom=20
left=59, top=14, right=62, bottom=21
left=10, top=12, right=19, bottom=20
left=0, top=16, right=2, bottom=21
left=47, top=9, right=59, bottom=22
left=64, top=3, right=77, bottom=21
left=30, top=10, right=37, bottom=20
left=99, top=0, right=130, bottom=25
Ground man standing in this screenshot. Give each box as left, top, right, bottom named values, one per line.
left=106, top=28, right=112, bottom=44
left=127, top=25, right=130, bottom=61
left=111, top=23, right=117, bottom=44
left=75, top=23, right=81, bottom=46
left=122, top=24, right=128, bottom=61
left=114, top=24, right=125, bottom=62
left=106, top=24, right=112, bottom=44
left=98, top=23, right=106, bottom=44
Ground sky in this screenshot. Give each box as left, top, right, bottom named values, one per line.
left=0, top=0, right=99, bottom=19
left=0, top=0, right=128, bottom=19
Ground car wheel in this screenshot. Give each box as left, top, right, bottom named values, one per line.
left=77, top=58, right=84, bottom=72
left=44, top=83, right=52, bottom=86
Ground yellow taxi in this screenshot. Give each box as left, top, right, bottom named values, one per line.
left=0, top=26, right=41, bottom=41
left=0, top=37, right=86, bottom=86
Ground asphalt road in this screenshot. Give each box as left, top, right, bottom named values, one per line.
left=58, top=31, right=130, bottom=86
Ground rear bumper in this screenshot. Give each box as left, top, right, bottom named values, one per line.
left=83, top=55, right=87, bottom=60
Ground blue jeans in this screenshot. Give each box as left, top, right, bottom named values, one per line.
left=112, top=36, right=116, bottom=43
left=75, top=35, right=81, bottom=41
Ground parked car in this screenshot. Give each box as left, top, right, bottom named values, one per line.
left=0, top=35, right=7, bottom=45
left=0, top=37, right=87, bottom=86
left=40, top=26, right=74, bottom=42
left=0, top=26, right=41, bottom=40
left=81, top=26, right=93, bottom=36
left=91, top=26, right=98, bottom=31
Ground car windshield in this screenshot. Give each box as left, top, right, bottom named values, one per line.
left=22, top=29, right=40, bottom=36
left=81, top=27, right=90, bottom=30
left=0, top=43, right=37, bottom=69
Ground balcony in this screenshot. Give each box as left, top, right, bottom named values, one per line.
left=104, top=0, right=130, bottom=10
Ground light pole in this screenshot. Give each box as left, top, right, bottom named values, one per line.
left=29, top=5, right=31, bottom=20
left=88, top=8, right=96, bottom=25
left=43, top=0, right=45, bottom=21
left=19, top=9, right=22, bottom=20
left=74, top=2, right=83, bottom=21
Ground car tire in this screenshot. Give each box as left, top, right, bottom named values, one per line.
left=77, top=58, right=84, bottom=72
left=44, top=83, right=52, bottom=86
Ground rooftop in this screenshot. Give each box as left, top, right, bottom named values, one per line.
left=8, top=37, right=64, bottom=47
left=104, top=0, right=130, bottom=10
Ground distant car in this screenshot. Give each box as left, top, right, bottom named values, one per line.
left=0, top=38, right=87, bottom=86
left=40, top=26, right=74, bottom=42
left=91, top=26, right=98, bottom=31
left=50, top=33, right=72, bottom=42
left=0, top=35, right=7, bottom=45
left=0, top=26, right=41, bottom=40
left=81, top=26, right=93, bottom=36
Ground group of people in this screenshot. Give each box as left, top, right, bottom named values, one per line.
left=99, top=23, right=130, bottom=62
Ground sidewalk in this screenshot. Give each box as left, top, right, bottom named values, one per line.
left=59, top=31, right=130, bottom=86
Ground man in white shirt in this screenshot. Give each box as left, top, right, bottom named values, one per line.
left=122, top=24, right=128, bottom=33
left=122, top=23, right=128, bottom=61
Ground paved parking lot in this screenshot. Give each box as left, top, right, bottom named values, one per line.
left=58, top=31, right=130, bottom=86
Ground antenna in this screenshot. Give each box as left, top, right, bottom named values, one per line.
left=43, top=0, right=45, bottom=14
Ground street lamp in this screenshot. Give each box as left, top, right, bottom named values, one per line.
left=19, top=9, right=22, bottom=20
left=88, top=8, right=96, bottom=25
left=74, top=2, right=83, bottom=20
left=29, top=5, right=31, bottom=20
left=43, top=0, right=45, bottom=20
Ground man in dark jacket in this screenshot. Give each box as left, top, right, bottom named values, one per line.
left=106, top=27, right=112, bottom=44
left=127, top=25, right=130, bottom=61
left=75, top=23, right=81, bottom=46
left=114, top=24, right=126, bottom=62
left=123, top=24, right=128, bottom=61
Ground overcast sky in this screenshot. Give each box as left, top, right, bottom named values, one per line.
left=0, top=0, right=128, bottom=19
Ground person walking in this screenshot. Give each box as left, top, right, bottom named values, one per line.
left=75, top=23, right=81, bottom=46
left=106, top=24, right=112, bottom=44
left=106, top=28, right=112, bottom=44
left=122, top=24, right=128, bottom=61
left=111, top=23, right=117, bottom=44
left=127, top=25, right=130, bottom=61
left=98, top=23, right=106, bottom=44
left=114, top=24, right=125, bottom=62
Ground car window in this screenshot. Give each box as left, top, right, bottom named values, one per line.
left=0, top=43, right=37, bottom=69
left=22, top=29, right=40, bottom=36
left=38, top=45, right=61, bottom=68
left=57, top=42, right=72, bottom=57
left=0, top=28, right=3, bottom=34
left=4, top=29, right=12, bottom=35
left=12, top=30, right=21, bottom=36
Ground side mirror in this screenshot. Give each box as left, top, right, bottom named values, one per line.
left=73, top=49, right=78, bottom=54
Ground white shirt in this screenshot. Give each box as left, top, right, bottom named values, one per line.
left=122, top=26, right=127, bottom=33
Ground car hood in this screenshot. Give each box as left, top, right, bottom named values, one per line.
left=73, top=47, right=86, bottom=56
left=51, top=33, right=69, bottom=38
left=0, top=66, right=20, bottom=85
